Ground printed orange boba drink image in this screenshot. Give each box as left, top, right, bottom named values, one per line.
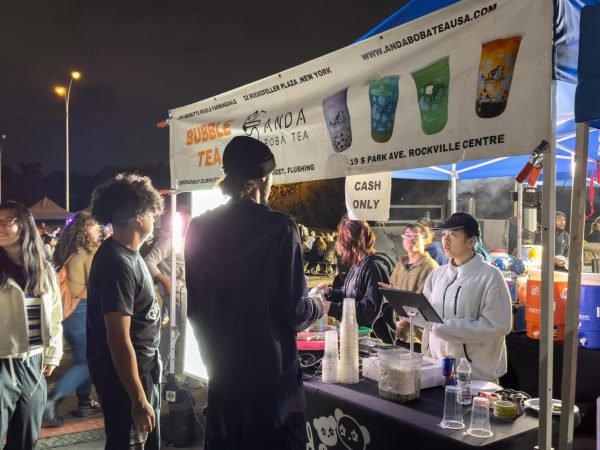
left=322, top=87, right=353, bottom=153
left=475, top=35, right=523, bottom=118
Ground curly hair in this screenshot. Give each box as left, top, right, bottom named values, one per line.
left=90, top=173, right=164, bottom=226
left=335, top=215, right=376, bottom=267
left=0, top=201, right=48, bottom=295
left=53, top=212, right=99, bottom=268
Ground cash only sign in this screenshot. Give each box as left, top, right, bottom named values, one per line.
left=169, top=0, right=552, bottom=192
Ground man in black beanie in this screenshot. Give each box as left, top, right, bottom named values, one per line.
left=185, top=136, right=323, bottom=449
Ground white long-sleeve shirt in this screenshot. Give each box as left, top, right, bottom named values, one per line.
left=422, top=253, right=512, bottom=381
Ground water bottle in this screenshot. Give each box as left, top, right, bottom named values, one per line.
left=456, top=357, right=472, bottom=405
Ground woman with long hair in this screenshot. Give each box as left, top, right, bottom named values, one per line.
left=43, top=212, right=102, bottom=426
left=0, top=201, right=63, bottom=449
left=317, top=216, right=394, bottom=339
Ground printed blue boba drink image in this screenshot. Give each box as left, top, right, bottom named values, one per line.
left=368, top=76, right=400, bottom=143
left=411, top=56, right=450, bottom=135
left=322, top=87, right=353, bottom=153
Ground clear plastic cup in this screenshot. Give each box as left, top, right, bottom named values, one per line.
left=322, top=330, right=340, bottom=383
left=468, top=397, right=493, bottom=438
left=339, top=322, right=359, bottom=384
left=342, top=298, right=357, bottom=324
left=440, top=385, right=465, bottom=429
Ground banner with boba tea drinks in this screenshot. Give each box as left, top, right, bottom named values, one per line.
left=169, top=0, right=552, bottom=191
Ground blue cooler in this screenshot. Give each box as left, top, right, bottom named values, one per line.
left=578, top=274, right=600, bottom=349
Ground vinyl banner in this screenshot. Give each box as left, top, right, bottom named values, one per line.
left=345, top=173, right=391, bottom=221
left=169, top=0, right=552, bottom=192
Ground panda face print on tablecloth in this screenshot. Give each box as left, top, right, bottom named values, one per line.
left=308, top=408, right=371, bottom=450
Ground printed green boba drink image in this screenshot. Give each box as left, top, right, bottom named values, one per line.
left=411, top=56, right=450, bottom=135
left=476, top=35, right=523, bottom=118
left=322, top=87, right=353, bottom=153
left=368, top=76, right=400, bottom=143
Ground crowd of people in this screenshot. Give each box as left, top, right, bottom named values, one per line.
left=0, top=135, right=598, bottom=449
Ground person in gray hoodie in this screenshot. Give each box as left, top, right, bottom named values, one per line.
left=422, top=213, right=512, bottom=382
left=0, top=201, right=63, bottom=449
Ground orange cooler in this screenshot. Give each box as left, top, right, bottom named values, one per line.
left=525, top=269, right=568, bottom=341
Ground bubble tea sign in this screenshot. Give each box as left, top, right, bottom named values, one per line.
left=169, top=0, right=551, bottom=191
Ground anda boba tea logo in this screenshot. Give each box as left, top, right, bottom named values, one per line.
left=320, top=34, right=524, bottom=152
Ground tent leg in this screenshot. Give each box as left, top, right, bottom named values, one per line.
left=169, top=193, right=178, bottom=376
left=450, top=164, right=457, bottom=214
left=538, top=83, right=557, bottom=450
left=558, top=122, right=590, bottom=450
left=517, top=182, right=523, bottom=258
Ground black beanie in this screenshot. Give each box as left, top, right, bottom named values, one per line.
left=222, top=136, right=276, bottom=180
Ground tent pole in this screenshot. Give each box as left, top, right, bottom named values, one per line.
left=450, top=164, right=457, bottom=214
left=538, top=81, right=557, bottom=450
left=558, top=121, right=590, bottom=450
left=169, top=192, right=177, bottom=376
left=517, top=182, right=523, bottom=258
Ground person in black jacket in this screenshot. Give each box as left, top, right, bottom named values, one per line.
left=185, top=136, right=323, bottom=450
left=317, top=216, right=393, bottom=341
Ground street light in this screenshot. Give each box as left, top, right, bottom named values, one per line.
left=54, top=70, right=81, bottom=211
left=0, top=134, right=6, bottom=203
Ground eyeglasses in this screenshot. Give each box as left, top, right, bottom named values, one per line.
left=0, top=217, right=18, bottom=228
left=401, top=234, right=424, bottom=242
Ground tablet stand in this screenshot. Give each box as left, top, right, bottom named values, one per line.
left=379, top=288, right=444, bottom=357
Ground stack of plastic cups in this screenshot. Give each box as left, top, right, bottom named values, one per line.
left=340, top=298, right=359, bottom=384
left=322, top=330, right=340, bottom=383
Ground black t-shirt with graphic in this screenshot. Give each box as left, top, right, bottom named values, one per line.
left=86, top=237, right=161, bottom=374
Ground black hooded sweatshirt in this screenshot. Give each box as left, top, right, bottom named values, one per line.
left=184, top=200, right=322, bottom=401
left=327, top=253, right=394, bottom=327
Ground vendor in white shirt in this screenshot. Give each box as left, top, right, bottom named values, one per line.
left=423, top=213, right=512, bottom=382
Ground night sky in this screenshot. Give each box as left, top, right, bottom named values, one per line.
left=1, top=1, right=404, bottom=177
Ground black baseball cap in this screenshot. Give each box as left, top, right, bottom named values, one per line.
left=222, top=136, right=276, bottom=180
left=434, top=212, right=481, bottom=237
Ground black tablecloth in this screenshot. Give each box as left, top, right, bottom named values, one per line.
left=502, top=332, right=600, bottom=403
left=502, top=332, right=600, bottom=431
left=304, top=378, right=540, bottom=450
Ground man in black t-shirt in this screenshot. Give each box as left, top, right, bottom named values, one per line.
left=86, top=174, right=164, bottom=450
left=185, top=136, right=323, bottom=449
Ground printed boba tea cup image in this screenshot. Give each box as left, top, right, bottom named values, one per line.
left=411, top=56, right=450, bottom=135
left=368, top=75, right=400, bottom=143
left=475, top=34, right=523, bottom=118
left=322, top=87, right=353, bottom=153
